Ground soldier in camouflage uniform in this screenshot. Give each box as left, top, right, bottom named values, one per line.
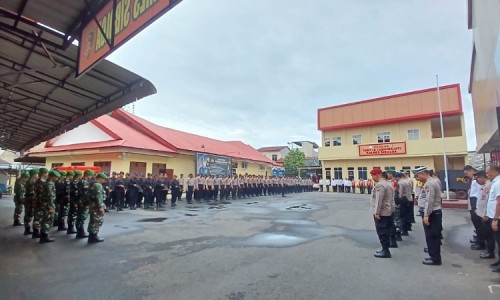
left=67, top=170, right=80, bottom=234
left=13, top=172, right=29, bottom=226
left=32, top=168, right=48, bottom=239
left=75, top=170, right=93, bottom=239
left=87, top=173, right=107, bottom=243
left=56, top=171, right=71, bottom=231
left=39, top=170, right=60, bottom=243
left=24, top=169, right=38, bottom=235
left=53, top=171, right=66, bottom=228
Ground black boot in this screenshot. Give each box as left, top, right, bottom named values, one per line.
left=67, top=224, right=77, bottom=234
left=395, top=233, right=403, bottom=241
left=88, top=233, right=104, bottom=244
left=389, top=237, right=398, bottom=248
left=75, top=226, right=89, bottom=239
left=374, top=248, right=391, bottom=258
left=24, top=226, right=33, bottom=235
left=13, top=219, right=24, bottom=226
left=31, top=228, right=41, bottom=239
left=57, top=220, right=68, bottom=231
left=401, top=230, right=409, bottom=236
left=39, top=232, right=55, bottom=244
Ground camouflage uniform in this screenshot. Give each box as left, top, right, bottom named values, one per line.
left=67, top=176, right=80, bottom=233
left=55, top=176, right=70, bottom=230
left=13, top=178, right=26, bottom=224
left=40, top=180, right=56, bottom=234
left=33, top=176, right=47, bottom=235
left=87, top=182, right=105, bottom=235
left=24, top=177, right=37, bottom=233
left=75, top=175, right=91, bottom=239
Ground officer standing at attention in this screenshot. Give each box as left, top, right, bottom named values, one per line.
left=179, top=174, right=185, bottom=201
left=39, top=170, right=60, bottom=243
left=33, top=168, right=49, bottom=239
left=75, top=170, right=93, bottom=239
left=414, top=167, right=443, bottom=265
left=170, top=175, right=180, bottom=208
left=67, top=171, right=80, bottom=234
left=370, top=168, right=395, bottom=258
left=23, top=169, right=38, bottom=236
left=186, top=174, right=196, bottom=204
left=87, top=173, right=107, bottom=243
left=13, top=172, right=29, bottom=227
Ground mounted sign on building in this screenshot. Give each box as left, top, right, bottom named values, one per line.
left=78, top=0, right=183, bottom=76
left=358, top=142, right=407, bottom=156
left=196, top=153, right=232, bottom=176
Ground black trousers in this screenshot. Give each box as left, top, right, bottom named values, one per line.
left=186, top=186, right=194, bottom=203
left=400, top=196, right=411, bottom=231
left=424, top=209, right=442, bottom=262
left=470, top=209, right=485, bottom=244
left=483, top=218, right=500, bottom=256
left=375, top=215, right=393, bottom=249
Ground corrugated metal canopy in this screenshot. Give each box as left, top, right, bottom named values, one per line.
left=0, top=21, right=156, bottom=152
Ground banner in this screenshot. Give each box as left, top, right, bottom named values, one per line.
left=358, top=142, right=406, bottom=156
left=196, top=153, right=232, bottom=176
left=78, top=0, right=183, bottom=76
left=272, top=167, right=285, bottom=177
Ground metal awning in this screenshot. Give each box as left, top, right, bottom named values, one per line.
left=0, top=4, right=157, bottom=152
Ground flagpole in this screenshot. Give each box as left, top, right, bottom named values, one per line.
left=436, top=75, right=450, bottom=200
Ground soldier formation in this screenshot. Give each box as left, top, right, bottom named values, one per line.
left=12, top=168, right=107, bottom=244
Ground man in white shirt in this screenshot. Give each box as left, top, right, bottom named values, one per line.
left=325, top=178, right=331, bottom=192
left=485, top=165, right=500, bottom=272
left=319, top=177, right=324, bottom=192
left=464, top=165, right=484, bottom=249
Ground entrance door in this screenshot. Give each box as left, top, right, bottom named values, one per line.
left=152, top=163, right=166, bottom=176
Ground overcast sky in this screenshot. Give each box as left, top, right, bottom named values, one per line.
left=108, top=0, right=475, bottom=150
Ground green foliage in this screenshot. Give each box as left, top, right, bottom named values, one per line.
left=284, top=149, right=306, bottom=175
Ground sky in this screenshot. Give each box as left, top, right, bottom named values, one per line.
left=107, top=0, right=475, bottom=151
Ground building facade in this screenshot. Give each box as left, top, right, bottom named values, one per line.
left=257, top=146, right=290, bottom=162
left=318, top=84, right=468, bottom=181
left=467, top=0, right=500, bottom=164
left=26, top=109, right=274, bottom=177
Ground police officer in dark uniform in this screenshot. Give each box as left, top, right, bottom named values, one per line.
left=113, top=173, right=126, bottom=211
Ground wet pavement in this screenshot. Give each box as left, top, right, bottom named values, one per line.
left=0, top=192, right=499, bottom=300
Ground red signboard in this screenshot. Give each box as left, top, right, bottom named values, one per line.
left=358, top=142, right=407, bottom=156
left=78, top=0, right=182, bottom=76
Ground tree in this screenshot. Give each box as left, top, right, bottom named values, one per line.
left=284, top=149, right=306, bottom=175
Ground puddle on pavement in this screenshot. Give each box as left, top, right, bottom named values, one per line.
left=246, top=202, right=259, bottom=205
left=208, top=206, right=225, bottom=210
left=241, top=233, right=307, bottom=247
left=286, top=204, right=312, bottom=210
left=137, top=217, right=167, bottom=222
left=185, top=213, right=198, bottom=217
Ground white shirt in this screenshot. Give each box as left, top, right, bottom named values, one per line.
left=469, top=179, right=481, bottom=199
left=487, top=175, right=500, bottom=219
left=319, top=179, right=324, bottom=185
left=325, top=179, right=331, bottom=185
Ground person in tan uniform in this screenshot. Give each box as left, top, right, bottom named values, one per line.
left=370, top=168, right=395, bottom=258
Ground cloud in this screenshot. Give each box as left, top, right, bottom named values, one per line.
left=108, top=0, right=475, bottom=150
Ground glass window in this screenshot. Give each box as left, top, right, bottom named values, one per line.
left=402, top=166, right=411, bottom=172
left=377, top=132, right=391, bottom=143
left=408, top=129, right=420, bottom=140
left=324, top=137, right=331, bottom=147
left=333, top=136, right=342, bottom=146
left=333, top=167, right=343, bottom=179
left=358, top=167, right=368, bottom=180
left=352, top=134, right=362, bottom=145
left=51, top=163, right=63, bottom=169
left=241, top=162, right=248, bottom=169
left=71, top=162, right=85, bottom=166
left=384, top=166, right=396, bottom=171
left=271, top=154, right=278, bottom=161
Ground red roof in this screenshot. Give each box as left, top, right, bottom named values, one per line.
left=31, top=115, right=176, bottom=154
left=32, top=109, right=273, bottom=165
left=257, top=146, right=288, bottom=152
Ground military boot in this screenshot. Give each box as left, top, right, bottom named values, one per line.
left=24, top=226, right=33, bottom=235
left=57, top=220, right=68, bottom=232
left=75, top=226, right=89, bottom=239
left=395, top=232, right=403, bottom=241
left=31, top=228, right=41, bottom=239
left=67, top=225, right=77, bottom=234
left=13, top=219, right=24, bottom=226
left=87, top=233, right=104, bottom=244
left=374, top=248, right=391, bottom=258
left=39, top=232, right=55, bottom=244
left=389, top=237, right=398, bottom=248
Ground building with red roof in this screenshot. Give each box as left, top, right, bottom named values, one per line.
left=27, top=109, right=273, bottom=177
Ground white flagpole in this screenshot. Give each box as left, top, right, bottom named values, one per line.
left=436, top=75, right=450, bottom=200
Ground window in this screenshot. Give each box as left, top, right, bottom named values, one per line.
left=241, top=162, right=248, bottom=169
left=408, top=129, right=420, bottom=140
left=358, top=167, right=368, bottom=180
left=324, top=137, right=331, bottom=147
left=94, top=161, right=112, bottom=175
left=348, top=167, right=354, bottom=179
left=333, top=167, right=343, bottom=179
left=271, top=155, right=278, bottom=161
left=51, top=163, right=63, bottom=169
left=352, top=134, right=362, bottom=145
left=384, top=166, right=396, bottom=171
left=260, top=165, right=265, bottom=171
left=333, top=136, right=342, bottom=146
left=402, top=166, right=411, bottom=173
left=71, top=162, right=85, bottom=166
left=377, top=132, right=391, bottom=143
left=325, top=168, right=331, bottom=179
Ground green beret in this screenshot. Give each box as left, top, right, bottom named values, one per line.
left=97, top=173, right=108, bottom=179
left=29, top=169, right=39, bottom=176
left=67, top=171, right=75, bottom=176
left=84, top=169, right=94, bottom=176
left=39, top=168, right=49, bottom=174
left=48, top=170, right=61, bottom=178
left=74, top=170, right=83, bottom=176
left=386, top=170, right=396, bottom=175
left=21, top=172, right=30, bottom=179
left=59, top=171, right=67, bottom=176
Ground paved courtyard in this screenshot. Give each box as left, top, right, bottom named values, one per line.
left=0, top=191, right=499, bottom=300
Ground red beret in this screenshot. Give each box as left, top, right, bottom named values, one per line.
left=370, top=168, right=382, bottom=175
